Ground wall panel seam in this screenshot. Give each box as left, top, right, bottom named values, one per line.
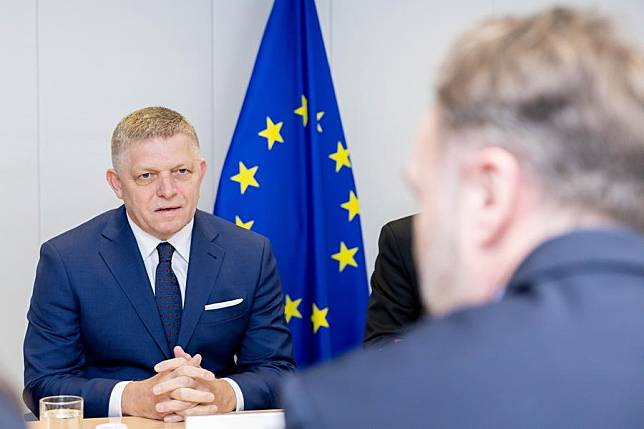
left=210, top=0, right=216, bottom=207
left=329, top=0, right=333, bottom=69
left=35, top=0, right=42, bottom=244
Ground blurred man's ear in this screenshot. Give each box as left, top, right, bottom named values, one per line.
left=459, top=146, right=522, bottom=248
left=106, top=168, right=124, bottom=200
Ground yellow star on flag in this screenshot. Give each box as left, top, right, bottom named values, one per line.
left=316, top=111, right=325, bottom=133
left=331, top=241, right=359, bottom=272
left=258, top=116, right=284, bottom=150
left=311, top=303, right=329, bottom=333
left=230, top=161, right=259, bottom=194
left=340, top=191, right=360, bottom=221
left=235, top=216, right=254, bottom=230
left=294, top=95, right=308, bottom=127
left=328, top=141, right=351, bottom=172
left=284, top=294, right=302, bottom=323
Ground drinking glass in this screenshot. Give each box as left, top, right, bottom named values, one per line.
left=39, top=395, right=83, bottom=429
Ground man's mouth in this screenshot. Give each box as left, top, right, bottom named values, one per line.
left=155, top=206, right=181, bottom=213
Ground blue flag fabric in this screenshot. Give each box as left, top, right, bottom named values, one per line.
left=214, top=0, right=368, bottom=367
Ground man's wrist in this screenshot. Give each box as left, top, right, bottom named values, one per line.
left=211, top=378, right=238, bottom=412
left=121, top=380, right=141, bottom=417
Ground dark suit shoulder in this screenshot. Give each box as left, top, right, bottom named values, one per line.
left=381, top=215, right=416, bottom=281
left=291, top=281, right=644, bottom=427
left=196, top=210, right=270, bottom=248
left=364, top=214, right=421, bottom=345
left=383, top=215, right=413, bottom=242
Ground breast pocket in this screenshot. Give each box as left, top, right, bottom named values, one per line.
left=198, top=297, right=248, bottom=325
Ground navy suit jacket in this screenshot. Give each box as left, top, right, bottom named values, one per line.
left=24, top=206, right=294, bottom=417
left=284, top=228, right=644, bottom=428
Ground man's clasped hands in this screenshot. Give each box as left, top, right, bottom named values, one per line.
left=121, top=346, right=237, bottom=422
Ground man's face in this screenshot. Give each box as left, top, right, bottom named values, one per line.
left=407, top=110, right=465, bottom=317
left=107, top=133, right=206, bottom=240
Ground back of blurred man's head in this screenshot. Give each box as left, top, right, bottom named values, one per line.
left=407, top=7, right=644, bottom=317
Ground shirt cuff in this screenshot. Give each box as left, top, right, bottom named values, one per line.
left=108, top=381, right=131, bottom=417
left=221, top=377, right=244, bottom=411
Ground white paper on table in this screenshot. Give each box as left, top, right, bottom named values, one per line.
left=186, top=411, right=285, bottom=429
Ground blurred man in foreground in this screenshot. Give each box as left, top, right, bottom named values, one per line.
left=0, top=383, right=24, bottom=429
left=283, top=7, right=644, bottom=428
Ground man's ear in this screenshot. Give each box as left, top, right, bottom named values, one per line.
left=199, top=159, right=207, bottom=178
left=460, top=146, right=522, bottom=247
left=106, top=168, right=124, bottom=200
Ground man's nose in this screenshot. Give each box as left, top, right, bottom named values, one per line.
left=156, top=173, right=178, bottom=198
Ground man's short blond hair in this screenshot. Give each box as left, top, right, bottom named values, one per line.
left=436, top=7, right=644, bottom=230
left=111, top=106, right=200, bottom=169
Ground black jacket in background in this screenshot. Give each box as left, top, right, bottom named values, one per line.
left=364, top=215, right=422, bottom=346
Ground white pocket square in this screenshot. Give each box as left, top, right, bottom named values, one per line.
left=204, top=298, right=244, bottom=311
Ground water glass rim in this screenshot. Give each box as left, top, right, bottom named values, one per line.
left=39, top=395, right=83, bottom=405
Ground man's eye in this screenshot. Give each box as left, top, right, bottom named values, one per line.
left=137, top=172, right=154, bottom=181
left=177, top=168, right=191, bottom=175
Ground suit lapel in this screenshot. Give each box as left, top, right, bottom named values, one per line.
left=178, top=211, right=224, bottom=348
left=97, top=206, right=171, bottom=358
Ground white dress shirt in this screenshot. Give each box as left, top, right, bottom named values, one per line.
left=108, top=214, right=244, bottom=416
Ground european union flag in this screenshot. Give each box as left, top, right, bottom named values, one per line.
left=214, top=0, right=368, bottom=367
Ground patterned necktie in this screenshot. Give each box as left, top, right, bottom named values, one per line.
left=155, top=242, right=182, bottom=347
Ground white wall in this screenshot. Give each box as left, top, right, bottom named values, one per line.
left=1, top=0, right=642, bottom=400
left=0, top=0, right=40, bottom=401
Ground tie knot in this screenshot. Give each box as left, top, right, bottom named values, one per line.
left=157, top=242, right=175, bottom=262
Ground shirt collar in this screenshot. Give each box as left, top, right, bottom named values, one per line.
left=126, top=213, right=194, bottom=263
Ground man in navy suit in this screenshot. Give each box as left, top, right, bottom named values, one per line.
left=24, top=106, right=294, bottom=421
left=284, top=7, right=644, bottom=428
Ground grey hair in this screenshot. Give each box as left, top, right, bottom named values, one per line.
left=111, top=106, right=200, bottom=170
left=436, top=7, right=644, bottom=231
